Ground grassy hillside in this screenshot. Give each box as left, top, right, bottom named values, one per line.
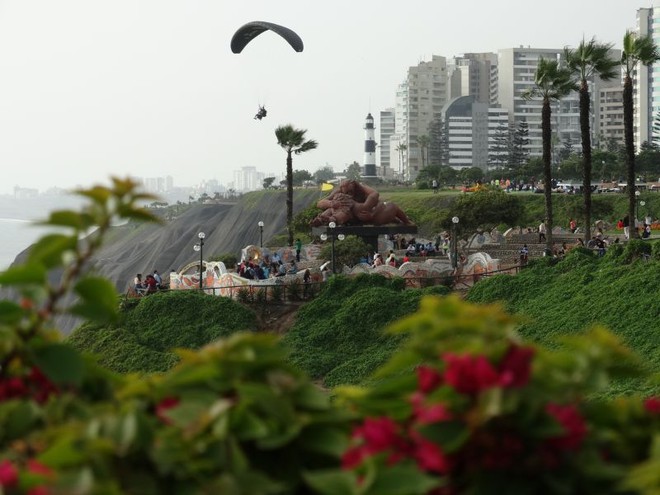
left=281, top=274, right=450, bottom=387
left=67, top=291, right=257, bottom=373
left=465, top=243, right=660, bottom=396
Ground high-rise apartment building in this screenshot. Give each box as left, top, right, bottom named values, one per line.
left=394, top=55, right=448, bottom=180
left=596, top=84, right=625, bottom=147
left=634, top=4, right=660, bottom=149
left=498, top=47, right=581, bottom=161
left=379, top=108, right=395, bottom=177
left=447, top=53, right=498, bottom=104
left=233, top=167, right=264, bottom=192
left=442, top=96, right=509, bottom=170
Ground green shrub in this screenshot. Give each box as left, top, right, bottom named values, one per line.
left=209, top=252, right=238, bottom=269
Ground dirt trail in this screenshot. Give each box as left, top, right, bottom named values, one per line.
left=254, top=302, right=306, bottom=334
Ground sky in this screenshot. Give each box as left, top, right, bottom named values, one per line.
left=0, top=0, right=648, bottom=194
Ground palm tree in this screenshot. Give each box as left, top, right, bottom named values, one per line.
left=622, top=31, right=660, bottom=237
left=395, top=143, right=407, bottom=180
left=522, top=58, right=575, bottom=251
left=416, top=135, right=430, bottom=170
left=565, top=38, right=619, bottom=243
left=275, top=125, right=318, bottom=246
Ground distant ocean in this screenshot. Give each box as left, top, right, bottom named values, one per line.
left=0, top=218, right=50, bottom=270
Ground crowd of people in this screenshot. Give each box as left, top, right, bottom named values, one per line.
left=133, top=270, right=165, bottom=294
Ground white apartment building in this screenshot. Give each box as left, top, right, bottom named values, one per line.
left=498, top=47, right=581, bottom=161
left=447, top=53, right=498, bottom=104
left=233, top=167, right=265, bottom=192
left=379, top=109, right=396, bottom=178
left=596, top=84, right=625, bottom=147
left=634, top=4, right=660, bottom=149
left=442, top=96, right=509, bottom=170
left=394, top=56, right=448, bottom=180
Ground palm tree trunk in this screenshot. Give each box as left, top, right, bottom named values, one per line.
left=286, top=151, right=294, bottom=246
left=542, top=99, right=553, bottom=250
left=579, top=82, right=592, bottom=242
left=623, top=76, right=637, bottom=239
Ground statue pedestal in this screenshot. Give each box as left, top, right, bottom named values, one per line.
left=312, top=225, right=418, bottom=253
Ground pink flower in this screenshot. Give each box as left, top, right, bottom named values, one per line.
left=545, top=403, right=587, bottom=451
left=416, top=365, right=443, bottom=393
left=0, top=460, right=18, bottom=487
left=498, top=345, right=535, bottom=388
left=341, top=446, right=367, bottom=469
left=644, top=397, right=660, bottom=415
left=443, top=353, right=499, bottom=395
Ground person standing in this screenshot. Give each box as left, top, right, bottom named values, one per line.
left=623, top=215, right=630, bottom=240
left=569, top=218, right=577, bottom=233
left=432, top=179, right=438, bottom=194
left=538, top=221, right=547, bottom=243
left=295, top=238, right=302, bottom=262
left=153, top=270, right=162, bottom=287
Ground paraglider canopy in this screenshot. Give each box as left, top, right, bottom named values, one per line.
left=231, top=21, right=304, bottom=54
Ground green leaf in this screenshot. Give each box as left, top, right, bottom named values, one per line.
left=32, top=343, right=85, bottom=386
left=41, top=210, right=94, bottom=230
left=27, top=234, right=77, bottom=269
left=39, top=436, right=86, bottom=467
left=417, top=421, right=470, bottom=453
left=299, top=426, right=348, bottom=457
left=303, top=469, right=359, bottom=495
left=3, top=400, right=41, bottom=440
left=365, top=464, right=440, bottom=495
left=76, top=186, right=111, bottom=204
left=0, top=301, right=23, bottom=324
left=0, top=263, right=47, bottom=285
left=293, top=383, right=330, bottom=410
left=71, top=276, right=118, bottom=324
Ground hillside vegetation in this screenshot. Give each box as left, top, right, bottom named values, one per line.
left=466, top=242, right=660, bottom=395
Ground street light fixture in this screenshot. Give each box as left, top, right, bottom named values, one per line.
left=193, top=231, right=205, bottom=290
left=258, top=221, right=264, bottom=248
left=451, top=216, right=460, bottom=269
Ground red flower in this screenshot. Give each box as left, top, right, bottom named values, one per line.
left=417, top=365, right=443, bottom=393
left=498, top=345, right=535, bottom=388
left=27, top=459, right=53, bottom=477
left=0, top=460, right=18, bottom=487
left=27, top=487, right=49, bottom=495
left=28, top=368, right=58, bottom=404
left=644, top=397, right=660, bottom=415
left=443, top=353, right=499, bottom=395
left=410, top=431, right=451, bottom=474
left=410, top=393, right=452, bottom=425
left=545, top=403, right=587, bottom=451
left=0, top=377, right=27, bottom=401
left=155, top=396, right=180, bottom=424
left=353, top=417, right=400, bottom=453
left=341, top=446, right=367, bottom=469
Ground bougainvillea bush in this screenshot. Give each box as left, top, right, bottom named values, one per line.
left=0, top=178, right=659, bottom=494
left=308, top=297, right=660, bottom=495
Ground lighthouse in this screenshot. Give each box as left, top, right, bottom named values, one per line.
left=363, top=113, right=377, bottom=177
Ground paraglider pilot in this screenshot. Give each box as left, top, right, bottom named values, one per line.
left=254, top=105, right=267, bottom=120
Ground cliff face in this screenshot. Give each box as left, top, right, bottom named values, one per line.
left=92, top=188, right=320, bottom=292
left=9, top=188, right=320, bottom=334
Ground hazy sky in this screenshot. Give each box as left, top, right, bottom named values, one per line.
left=0, top=0, right=645, bottom=193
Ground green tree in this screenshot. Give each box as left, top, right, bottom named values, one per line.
left=275, top=125, right=318, bottom=246
left=344, top=161, right=362, bottom=181
left=637, top=141, right=660, bottom=178
left=292, top=169, right=313, bottom=186
left=416, top=135, right=430, bottom=169
left=447, top=189, right=524, bottom=232
left=313, top=165, right=335, bottom=184
left=622, top=31, right=660, bottom=236
left=489, top=122, right=511, bottom=172
left=428, top=118, right=450, bottom=166
left=262, top=177, right=276, bottom=189
left=523, top=58, right=575, bottom=250
left=317, top=235, right=369, bottom=269
left=511, top=120, right=530, bottom=173
left=566, top=38, right=619, bottom=242
left=394, top=143, right=407, bottom=179
left=458, top=167, right=484, bottom=185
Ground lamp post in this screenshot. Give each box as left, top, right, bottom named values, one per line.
left=635, top=190, right=641, bottom=226
left=193, top=231, right=205, bottom=290
left=320, top=222, right=344, bottom=274
left=451, top=216, right=459, bottom=269
left=258, top=221, right=264, bottom=248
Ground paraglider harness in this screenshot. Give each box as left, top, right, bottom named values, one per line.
left=254, top=105, right=267, bottom=120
